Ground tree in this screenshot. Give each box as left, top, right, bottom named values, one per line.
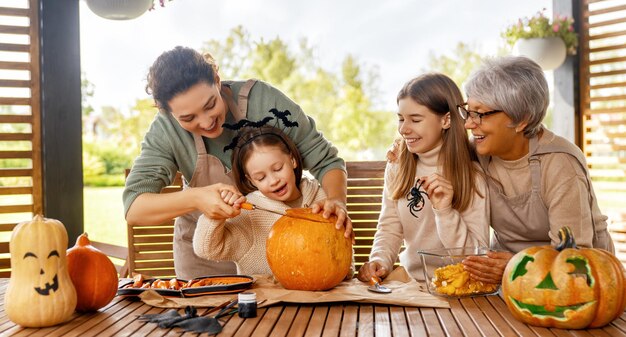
left=201, top=27, right=395, bottom=160
left=425, top=42, right=484, bottom=88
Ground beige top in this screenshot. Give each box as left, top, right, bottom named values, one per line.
left=193, top=177, right=327, bottom=275
left=369, top=144, right=490, bottom=280
left=485, top=128, right=612, bottom=252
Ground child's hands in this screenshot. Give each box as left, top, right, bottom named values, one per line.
left=357, top=261, right=388, bottom=282
left=419, top=173, right=454, bottom=210
left=193, top=183, right=243, bottom=220
left=311, top=198, right=354, bottom=243
left=220, top=189, right=246, bottom=209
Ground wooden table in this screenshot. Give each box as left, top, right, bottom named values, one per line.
left=1, top=279, right=625, bottom=337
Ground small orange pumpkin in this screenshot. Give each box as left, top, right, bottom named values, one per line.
left=503, top=227, right=626, bottom=329
left=266, top=208, right=352, bottom=291
left=66, top=233, right=118, bottom=312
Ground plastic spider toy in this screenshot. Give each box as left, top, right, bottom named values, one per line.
left=407, top=179, right=429, bottom=218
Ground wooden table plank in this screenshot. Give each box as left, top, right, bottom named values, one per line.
left=271, top=305, right=299, bottom=337
left=404, top=307, right=427, bottom=337
left=287, top=305, right=313, bottom=337
left=389, top=306, right=409, bottom=336
left=611, top=317, right=626, bottom=334
left=224, top=307, right=266, bottom=337
left=374, top=306, right=391, bottom=337
left=304, top=305, right=329, bottom=337
left=0, top=296, right=132, bottom=337
left=322, top=305, right=343, bottom=337
left=601, top=325, right=626, bottom=337
left=449, top=300, right=482, bottom=336
left=357, top=305, right=374, bottom=337
left=459, top=297, right=500, bottom=336
left=485, top=295, right=545, bottom=337
left=548, top=329, right=576, bottom=337
left=64, top=300, right=145, bottom=337
left=473, top=296, right=519, bottom=336
left=215, top=311, right=245, bottom=337
left=419, top=308, right=445, bottom=337
left=435, top=308, right=463, bottom=337
left=97, top=301, right=158, bottom=337
left=117, top=306, right=165, bottom=337
left=248, top=306, right=283, bottom=337
left=338, top=304, right=357, bottom=337
left=23, top=296, right=130, bottom=337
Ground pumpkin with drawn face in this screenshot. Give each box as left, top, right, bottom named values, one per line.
left=503, top=227, right=626, bottom=329
left=4, top=215, right=77, bottom=327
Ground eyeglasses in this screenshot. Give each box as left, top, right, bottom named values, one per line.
left=457, top=104, right=503, bottom=125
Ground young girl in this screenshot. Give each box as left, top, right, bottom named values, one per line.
left=357, top=73, right=490, bottom=281
left=193, top=125, right=330, bottom=275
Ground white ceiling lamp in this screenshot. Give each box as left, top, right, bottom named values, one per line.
left=85, top=0, right=154, bottom=20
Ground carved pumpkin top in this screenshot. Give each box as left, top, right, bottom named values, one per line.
left=284, top=208, right=337, bottom=223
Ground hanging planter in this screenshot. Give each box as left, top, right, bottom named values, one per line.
left=502, top=11, right=578, bottom=71
left=85, top=0, right=154, bottom=20
left=514, top=37, right=567, bottom=71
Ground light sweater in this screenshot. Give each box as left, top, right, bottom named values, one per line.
left=193, top=177, right=327, bottom=275
left=486, top=128, right=611, bottom=251
left=369, top=144, right=490, bottom=280
left=123, top=80, right=344, bottom=215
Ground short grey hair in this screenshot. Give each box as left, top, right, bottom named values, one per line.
left=464, top=56, right=549, bottom=138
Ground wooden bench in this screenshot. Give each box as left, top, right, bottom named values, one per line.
left=125, top=161, right=387, bottom=277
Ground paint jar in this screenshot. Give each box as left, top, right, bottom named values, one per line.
left=238, top=292, right=257, bottom=318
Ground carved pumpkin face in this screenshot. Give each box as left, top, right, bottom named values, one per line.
left=5, top=215, right=77, bottom=327
left=503, top=227, right=626, bottom=329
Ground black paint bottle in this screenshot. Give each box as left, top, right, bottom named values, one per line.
left=238, top=292, right=257, bottom=318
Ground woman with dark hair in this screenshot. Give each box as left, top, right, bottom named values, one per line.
left=357, top=73, right=489, bottom=281
left=461, top=56, right=614, bottom=284
left=123, top=46, right=351, bottom=279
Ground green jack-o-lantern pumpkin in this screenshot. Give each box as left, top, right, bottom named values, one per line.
left=503, top=227, right=626, bottom=329
left=4, top=215, right=77, bottom=327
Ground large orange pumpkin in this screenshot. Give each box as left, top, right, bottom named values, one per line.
left=66, top=233, right=119, bottom=312
left=266, top=208, right=352, bottom=290
left=503, top=227, right=626, bottom=329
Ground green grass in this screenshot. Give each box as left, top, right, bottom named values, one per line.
left=84, top=186, right=127, bottom=247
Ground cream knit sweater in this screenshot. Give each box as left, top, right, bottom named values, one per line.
left=193, top=177, right=327, bottom=275
left=368, top=144, right=490, bottom=280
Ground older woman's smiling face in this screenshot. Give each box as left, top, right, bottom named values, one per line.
left=168, top=82, right=228, bottom=139
left=464, top=97, right=529, bottom=160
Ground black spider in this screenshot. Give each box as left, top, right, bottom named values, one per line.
left=407, top=179, right=429, bottom=218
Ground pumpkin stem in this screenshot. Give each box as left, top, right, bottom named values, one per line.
left=555, top=226, right=577, bottom=251
left=76, top=232, right=91, bottom=247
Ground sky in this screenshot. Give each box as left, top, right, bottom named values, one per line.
left=79, top=0, right=551, bottom=112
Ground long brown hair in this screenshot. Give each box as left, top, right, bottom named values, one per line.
left=231, top=126, right=303, bottom=194
left=390, top=73, right=480, bottom=212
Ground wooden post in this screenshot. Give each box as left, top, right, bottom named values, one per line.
left=552, top=0, right=581, bottom=146
left=39, top=0, right=84, bottom=245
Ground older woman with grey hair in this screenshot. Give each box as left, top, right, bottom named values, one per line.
left=460, top=56, right=614, bottom=284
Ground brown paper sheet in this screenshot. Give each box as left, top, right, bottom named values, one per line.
left=138, top=267, right=449, bottom=309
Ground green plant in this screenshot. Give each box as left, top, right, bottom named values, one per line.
left=502, top=11, right=578, bottom=55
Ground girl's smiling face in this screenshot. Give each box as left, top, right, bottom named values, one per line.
left=168, top=82, right=227, bottom=138
left=244, top=144, right=301, bottom=202
left=397, top=98, right=450, bottom=154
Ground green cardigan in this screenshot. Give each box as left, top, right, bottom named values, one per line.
left=123, top=80, right=345, bottom=215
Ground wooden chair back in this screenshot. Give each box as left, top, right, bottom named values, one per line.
left=124, top=161, right=388, bottom=276
left=346, top=161, right=386, bottom=267
left=125, top=169, right=182, bottom=278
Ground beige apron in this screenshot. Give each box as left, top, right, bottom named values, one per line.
left=485, top=135, right=613, bottom=253
left=174, top=80, right=257, bottom=279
